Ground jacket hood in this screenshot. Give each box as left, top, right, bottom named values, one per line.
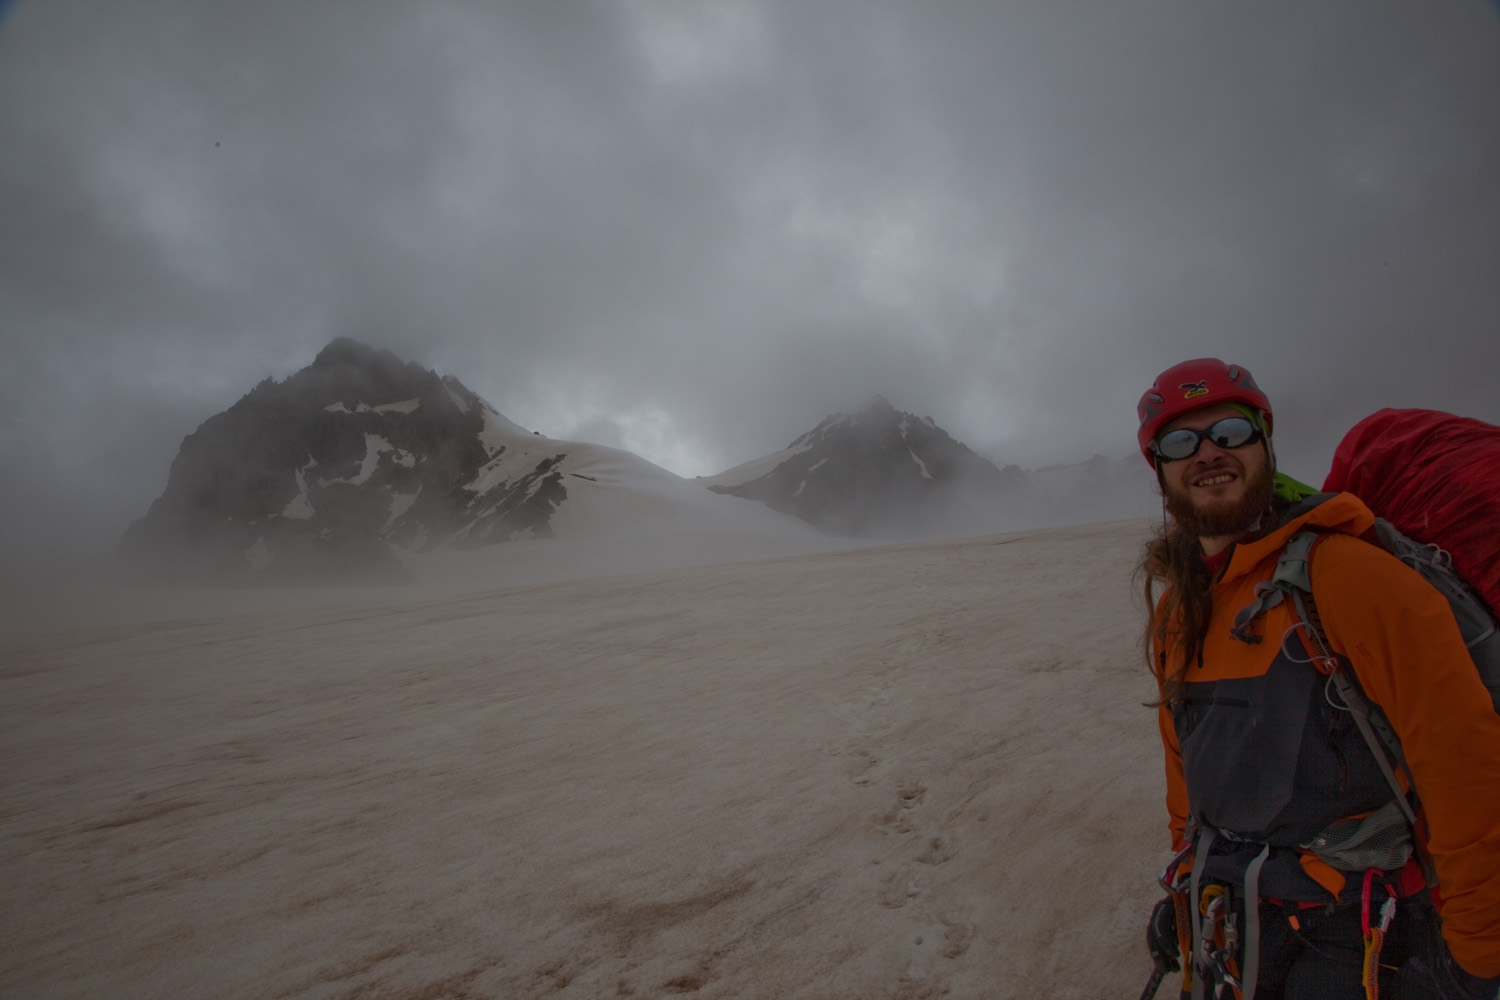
left=1221, top=492, right=1375, bottom=585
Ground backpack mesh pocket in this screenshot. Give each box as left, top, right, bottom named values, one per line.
left=1302, top=799, right=1414, bottom=872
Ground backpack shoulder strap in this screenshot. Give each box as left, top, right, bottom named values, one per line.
left=1228, top=529, right=1320, bottom=643
left=1273, top=529, right=1319, bottom=592
left=1279, top=536, right=1424, bottom=837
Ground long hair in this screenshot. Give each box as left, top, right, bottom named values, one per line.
left=1139, top=520, right=1214, bottom=707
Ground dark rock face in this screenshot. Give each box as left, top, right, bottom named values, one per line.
left=120, top=338, right=568, bottom=584
left=705, top=396, right=1023, bottom=538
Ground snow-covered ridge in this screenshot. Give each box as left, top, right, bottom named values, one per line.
left=120, top=338, right=830, bottom=584
left=466, top=411, right=824, bottom=541
left=697, top=436, right=817, bottom=489
left=120, top=339, right=1152, bottom=586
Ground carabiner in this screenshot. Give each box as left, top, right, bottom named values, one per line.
left=1160, top=840, right=1195, bottom=894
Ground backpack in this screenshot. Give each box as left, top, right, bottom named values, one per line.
left=1319, top=407, right=1500, bottom=714
left=1325, top=407, right=1500, bottom=620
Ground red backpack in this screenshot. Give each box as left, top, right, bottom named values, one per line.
left=1323, top=407, right=1500, bottom=617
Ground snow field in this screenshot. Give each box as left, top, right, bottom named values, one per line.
left=0, top=519, right=1168, bottom=999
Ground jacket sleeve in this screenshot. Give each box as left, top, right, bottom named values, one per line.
left=1159, top=700, right=1188, bottom=852
left=1151, top=620, right=1190, bottom=853
left=1312, top=535, right=1500, bottom=979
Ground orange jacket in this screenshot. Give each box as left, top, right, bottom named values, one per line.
left=1153, top=491, right=1500, bottom=977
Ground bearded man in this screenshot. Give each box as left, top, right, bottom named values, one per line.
left=1135, top=359, right=1500, bottom=1000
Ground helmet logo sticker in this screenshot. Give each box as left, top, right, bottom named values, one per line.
left=1179, top=380, right=1208, bottom=399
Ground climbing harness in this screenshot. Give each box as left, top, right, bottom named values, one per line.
left=1157, top=834, right=1409, bottom=1000
left=1160, top=833, right=1252, bottom=1000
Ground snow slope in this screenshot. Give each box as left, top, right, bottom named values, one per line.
left=470, top=421, right=827, bottom=541
left=398, top=411, right=858, bottom=591
left=0, top=518, right=1168, bottom=1000
left=120, top=340, right=831, bottom=582
left=416, top=402, right=834, bottom=551
left=696, top=436, right=818, bottom=490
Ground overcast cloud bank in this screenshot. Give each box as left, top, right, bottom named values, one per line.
left=1, top=0, right=1496, bottom=566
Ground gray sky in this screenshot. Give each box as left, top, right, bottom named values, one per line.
left=3, top=0, right=1498, bottom=565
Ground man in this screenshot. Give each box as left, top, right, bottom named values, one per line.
left=1135, top=358, right=1500, bottom=1000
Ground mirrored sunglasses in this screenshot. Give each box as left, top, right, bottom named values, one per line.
left=1152, top=416, right=1263, bottom=463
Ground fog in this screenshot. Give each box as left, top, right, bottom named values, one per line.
left=2, top=0, right=1497, bottom=566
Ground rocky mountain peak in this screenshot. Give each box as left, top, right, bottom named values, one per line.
left=702, top=399, right=1021, bottom=538
left=118, top=339, right=563, bottom=584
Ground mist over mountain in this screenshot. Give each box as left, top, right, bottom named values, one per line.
left=118, top=339, right=818, bottom=584
left=1018, top=451, right=1161, bottom=528
left=117, top=340, right=1157, bottom=584
left=698, top=397, right=1019, bottom=538
left=700, top=398, right=1158, bottom=538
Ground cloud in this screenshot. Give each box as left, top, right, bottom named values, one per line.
left=1, top=0, right=1497, bottom=561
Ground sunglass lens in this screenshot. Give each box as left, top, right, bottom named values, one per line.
left=1209, top=418, right=1256, bottom=449
left=1155, top=428, right=1201, bottom=460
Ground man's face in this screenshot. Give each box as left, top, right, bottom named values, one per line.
left=1157, top=404, right=1275, bottom=539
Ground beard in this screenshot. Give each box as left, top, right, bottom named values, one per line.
left=1163, top=456, right=1276, bottom=538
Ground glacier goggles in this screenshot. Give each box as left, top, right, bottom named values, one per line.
left=1151, top=416, right=1264, bottom=463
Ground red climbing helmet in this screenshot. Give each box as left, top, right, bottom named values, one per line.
left=1136, top=359, right=1272, bottom=466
